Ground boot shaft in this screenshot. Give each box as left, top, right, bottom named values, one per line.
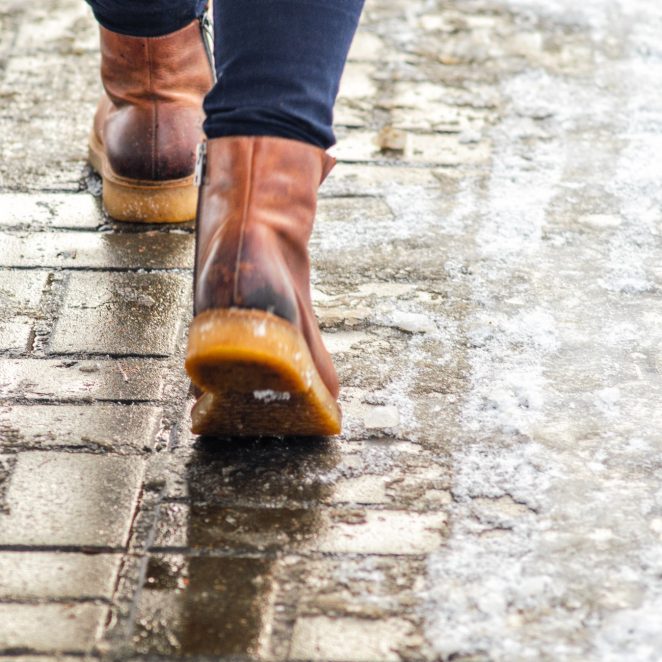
left=194, top=136, right=335, bottom=318
left=99, top=20, right=213, bottom=108
left=94, top=19, right=213, bottom=182
left=193, top=135, right=339, bottom=398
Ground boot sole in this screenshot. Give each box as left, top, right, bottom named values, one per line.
left=88, top=132, right=197, bottom=223
left=185, top=309, right=342, bottom=437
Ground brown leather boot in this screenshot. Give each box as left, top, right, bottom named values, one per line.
left=185, top=136, right=341, bottom=437
left=89, top=19, right=213, bottom=223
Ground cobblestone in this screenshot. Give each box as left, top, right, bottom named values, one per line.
left=0, top=551, right=120, bottom=599
left=0, top=358, right=166, bottom=401
left=50, top=272, right=190, bottom=356
left=0, top=403, right=161, bottom=451
left=290, top=616, right=418, bottom=662
left=133, top=556, right=273, bottom=657
left=0, top=230, right=193, bottom=269
left=0, top=193, right=103, bottom=230
left=0, top=270, right=49, bottom=353
left=0, top=603, right=106, bottom=653
left=0, top=452, right=143, bottom=546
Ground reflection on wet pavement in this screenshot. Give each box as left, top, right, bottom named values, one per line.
left=138, top=556, right=272, bottom=656
left=134, top=438, right=338, bottom=656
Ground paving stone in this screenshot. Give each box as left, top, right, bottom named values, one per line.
left=290, top=616, right=416, bottom=661
left=133, top=555, right=273, bottom=657
left=0, top=451, right=143, bottom=546
left=338, top=63, right=378, bottom=100
left=0, top=54, right=99, bottom=117
left=151, top=503, right=318, bottom=552
left=179, top=438, right=341, bottom=505
left=152, top=504, right=446, bottom=555
left=319, top=163, right=442, bottom=197
left=314, top=510, right=447, bottom=554
left=292, top=556, right=425, bottom=620
left=321, top=330, right=373, bottom=355
left=0, top=271, right=49, bottom=311
left=0, top=193, right=103, bottom=230
left=0, top=231, right=193, bottom=269
left=347, top=30, right=386, bottom=61
left=0, top=319, right=33, bottom=354
left=334, top=99, right=371, bottom=128
left=153, top=434, right=431, bottom=506
left=331, top=474, right=390, bottom=504
left=384, top=81, right=495, bottom=132
left=0, top=270, right=49, bottom=353
left=49, top=272, right=190, bottom=356
left=0, top=404, right=161, bottom=451
left=0, top=116, right=88, bottom=192
left=0, top=551, right=120, bottom=599
left=151, top=502, right=189, bottom=549
left=333, top=129, right=490, bottom=164
left=0, top=358, right=166, bottom=401
left=363, top=404, right=401, bottom=429
left=15, top=0, right=97, bottom=53
left=0, top=604, right=105, bottom=653
left=316, top=196, right=393, bottom=226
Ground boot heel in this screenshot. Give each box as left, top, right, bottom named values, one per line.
left=88, top=133, right=198, bottom=223
left=185, top=309, right=342, bottom=437
left=101, top=174, right=198, bottom=223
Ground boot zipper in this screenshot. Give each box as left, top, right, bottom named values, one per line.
left=199, top=11, right=217, bottom=83
left=195, top=141, right=207, bottom=186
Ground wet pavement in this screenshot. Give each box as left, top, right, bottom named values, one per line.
left=1, top=0, right=662, bottom=659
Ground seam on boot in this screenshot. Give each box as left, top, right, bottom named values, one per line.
left=233, top=139, right=256, bottom=305
left=146, top=38, right=157, bottom=181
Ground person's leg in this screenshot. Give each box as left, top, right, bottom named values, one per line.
left=204, top=0, right=365, bottom=148
left=86, top=0, right=213, bottom=222
left=85, top=0, right=206, bottom=37
left=186, top=1, right=365, bottom=437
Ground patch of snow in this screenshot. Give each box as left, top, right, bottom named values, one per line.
left=252, top=390, right=291, bottom=403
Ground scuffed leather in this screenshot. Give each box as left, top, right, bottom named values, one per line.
left=94, top=20, right=212, bottom=181
left=194, top=136, right=340, bottom=399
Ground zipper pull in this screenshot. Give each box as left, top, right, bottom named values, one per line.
left=195, top=141, right=207, bottom=187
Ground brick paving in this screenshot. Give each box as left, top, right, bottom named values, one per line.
left=1, top=0, right=662, bottom=660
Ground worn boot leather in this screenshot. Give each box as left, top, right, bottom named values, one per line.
left=89, top=19, right=213, bottom=222
left=187, top=136, right=340, bottom=436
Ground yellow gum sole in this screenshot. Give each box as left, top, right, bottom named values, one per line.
left=88, top=132, right=197, bottom=223
left=185, top=309, right=342, bottom=437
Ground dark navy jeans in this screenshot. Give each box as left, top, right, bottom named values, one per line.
left=85, top=0, right=364, bottom=148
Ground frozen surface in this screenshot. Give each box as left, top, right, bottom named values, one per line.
left=421, top=0, right=662, bottom=660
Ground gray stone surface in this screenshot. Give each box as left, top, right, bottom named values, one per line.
left=133, top=556, right=273, bottom=657
left=0, top=358, right=166, bottom=401
left=290, top=617, right=418, bottom=662
left=0, top=551, right=120, bottom=599
left=0, top=452, right=143, bottom=546
left=0, top=231, right=193, bottom=269
left=0, top=271, right=49, bottom=353
left=0, top=193, right=103, bottom=230
left=0, top=403, right=161, bottom=451
left=49, top=272, right=190, bottom=356
left=0, top=0, right=661, bottom=659
left=0, top=603, right=106, bottom=653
